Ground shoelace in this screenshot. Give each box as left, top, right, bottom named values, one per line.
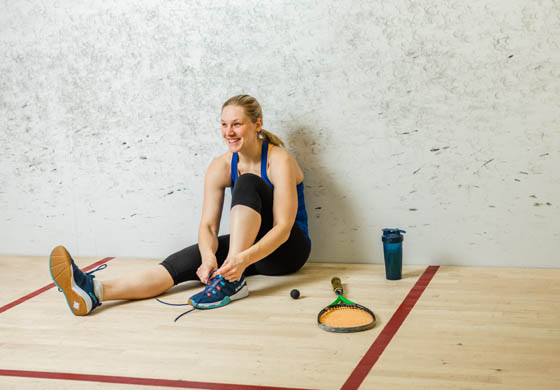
left=156, top=271, right=219, bottom=322
left=87, top=263, right=108, bottom=274
left=154, top=298, right=195, bottom=322
left=204, top=274, right=226, bottom=296
left=56, top=263, right=107, bottom=292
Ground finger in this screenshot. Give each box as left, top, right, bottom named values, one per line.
left=225, top=272, right=238, bottom=282
left=217, top=264, right=231, bottom=276
left=202, top=269, right=213, bottom=283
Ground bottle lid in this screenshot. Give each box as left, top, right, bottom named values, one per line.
left=382, top=228, right=406, bottom=243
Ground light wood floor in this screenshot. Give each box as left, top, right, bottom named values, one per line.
left=0, top=255, right=559, bottom=389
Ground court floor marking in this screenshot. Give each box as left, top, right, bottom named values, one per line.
left=0, top=369, right=313, bottom=390
left=0, top=262, right=440, bottom=390
left=0, top=257, right=115, bottom=314
left=341, top=265, right=440, bottom=390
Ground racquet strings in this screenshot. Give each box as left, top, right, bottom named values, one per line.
left=319, top=305, right=374, bottom=328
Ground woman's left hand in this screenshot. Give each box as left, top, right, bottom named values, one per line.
left=216, top=252, right=250, bottom=282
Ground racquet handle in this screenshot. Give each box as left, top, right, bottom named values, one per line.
left=331, top=277, right=343, bottom=295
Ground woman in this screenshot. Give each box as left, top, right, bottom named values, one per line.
left=49, top=95, right=311, bottom=315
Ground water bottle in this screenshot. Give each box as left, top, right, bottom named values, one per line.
left=382, top=229, right=406, bottom=280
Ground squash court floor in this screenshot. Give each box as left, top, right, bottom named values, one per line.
left=1, top=254, right=559, bottom=389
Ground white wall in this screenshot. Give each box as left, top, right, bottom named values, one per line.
left=1, top=0, right=559, bottom=267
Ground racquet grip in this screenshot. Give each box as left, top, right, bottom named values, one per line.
left=331, top=277, right=343, bottom=295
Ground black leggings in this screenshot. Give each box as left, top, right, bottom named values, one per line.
left=161, top=173, right=311, bottom=285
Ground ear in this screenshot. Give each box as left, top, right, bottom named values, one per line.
left=255, top=117, right=263, bottom=130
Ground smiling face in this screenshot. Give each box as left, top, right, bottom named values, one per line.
left=221, top=105, right=262, bottom=153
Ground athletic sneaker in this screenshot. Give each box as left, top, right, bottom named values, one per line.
left=49, top=245, right=103, bottom=316
left=188, top=274, right=248, bottom=309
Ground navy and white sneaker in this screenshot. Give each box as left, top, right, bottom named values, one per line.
left=189, top=274, right=248, bottom=309
left=49, top=245, right=102, bottom=316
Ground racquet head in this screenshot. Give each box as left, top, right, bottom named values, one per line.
left=317, top=277, right=376, bottom=333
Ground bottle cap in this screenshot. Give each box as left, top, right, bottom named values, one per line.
left=382, top=228, right=406, bottom=243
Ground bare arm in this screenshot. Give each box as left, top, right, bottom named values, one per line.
left=196, top=156, right=230, bottom=283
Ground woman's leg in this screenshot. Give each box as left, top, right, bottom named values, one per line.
left=101, top=265, right=174, bottom=301
left=228, top=204, right=261, bottom=257
left=228, top=173, right=273, bottom=260
left=100, top=235, right=233, bottom=301
left=249, top=224, right=311, bottom=276
left=228, top=173, right=311, bottom=277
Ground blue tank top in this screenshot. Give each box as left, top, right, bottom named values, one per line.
left=230, top=142, right=311, bottom=245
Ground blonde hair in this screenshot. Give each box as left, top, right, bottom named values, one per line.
left=222, top=94, right=285, bottom=147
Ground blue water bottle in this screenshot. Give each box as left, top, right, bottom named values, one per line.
left=382, top=229, right=406, bottom=280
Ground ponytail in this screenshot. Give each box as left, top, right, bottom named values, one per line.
left=259, top=129, right=285, bottom=147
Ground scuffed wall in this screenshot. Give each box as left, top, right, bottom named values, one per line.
left=1, top=0, right=559, bottom=267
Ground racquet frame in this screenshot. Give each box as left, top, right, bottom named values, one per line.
left=317, top=277, right=376, bottom=333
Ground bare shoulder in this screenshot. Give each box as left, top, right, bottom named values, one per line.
left=269, top=144, right=293, bottom=162
left=268, top=145, right=304, bottom=183
left=209, top=151, right=231, bottom=169
left=206, top=151, right=232, bottom=188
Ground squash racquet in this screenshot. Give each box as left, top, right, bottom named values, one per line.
left=317, top=277, right=376, bottom=333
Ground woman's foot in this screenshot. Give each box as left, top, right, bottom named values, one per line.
left=189, top=274, right=248, bottom=309
left=49, top=246, right=103, bottom=315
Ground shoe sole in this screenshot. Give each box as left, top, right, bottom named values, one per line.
left=49, top=246, right=92, bottom=316
left=190, top=283, right=249, bottom=309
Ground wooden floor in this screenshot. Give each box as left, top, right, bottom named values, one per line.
left=0, top=254, right=559, bottom=389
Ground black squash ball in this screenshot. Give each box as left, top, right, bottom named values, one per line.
left=290, top=289, right=300, bottom=299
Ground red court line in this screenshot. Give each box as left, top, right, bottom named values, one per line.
left=0, top=257, right=115, bottom=314
left=0, top=369, right=313, bottom=390
left=341, top=265, right=440, bottom=390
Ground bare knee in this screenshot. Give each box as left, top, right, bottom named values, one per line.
left=145, top=265, right=174, bottom=294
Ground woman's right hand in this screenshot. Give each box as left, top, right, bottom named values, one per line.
left=196, top=258, right=218, bottom=284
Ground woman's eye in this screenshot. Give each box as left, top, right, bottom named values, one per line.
left=234, top=123, right=241, bottom=127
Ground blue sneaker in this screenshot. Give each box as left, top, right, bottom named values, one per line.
left=189, top=274, right=248, bottom=309
left=49, top=246, right=102, bottom=316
